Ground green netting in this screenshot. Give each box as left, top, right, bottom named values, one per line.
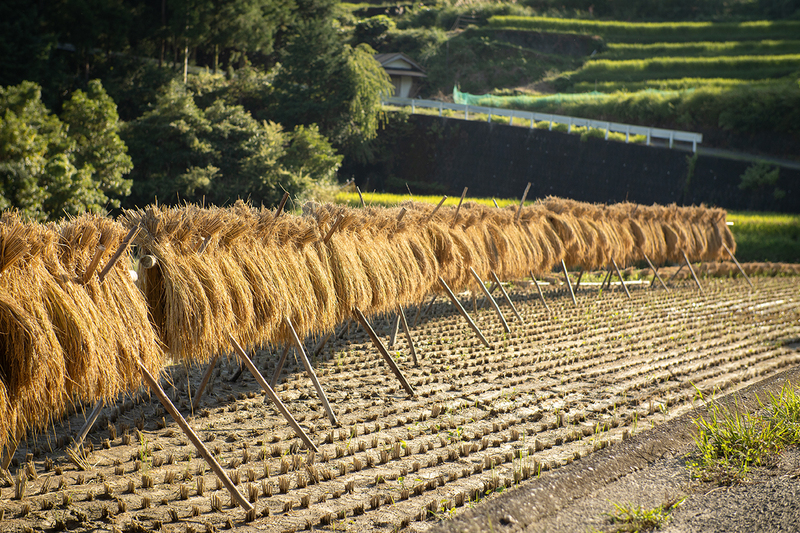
left=453, top=86, right=684, bottom=110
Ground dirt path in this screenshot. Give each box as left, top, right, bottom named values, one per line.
left=1, top=275, right=798, bottom=533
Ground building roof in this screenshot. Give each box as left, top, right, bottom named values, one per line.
left=374, top=53, right=427, bottom=77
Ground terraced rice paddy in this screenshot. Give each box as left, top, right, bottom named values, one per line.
left=2, top=275, right=798, bottom=533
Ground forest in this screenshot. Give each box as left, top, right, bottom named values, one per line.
left=1, top=0, right=799, bottom=220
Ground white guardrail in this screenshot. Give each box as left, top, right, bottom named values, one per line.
left=383, top=97, right=703, bottom=152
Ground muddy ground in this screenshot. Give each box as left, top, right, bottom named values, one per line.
left=1, top=273, right=798, bottom=533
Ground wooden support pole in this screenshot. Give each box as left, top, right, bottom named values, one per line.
left=599, top=268, right=612, bottom=291
left=356, top=186, right=366, bottom=208
left=312, top=331, right=333, bottom=357
left=270, top=344, right=292, bottom=388
left=83, top=245, right=106, bottom=284
left=138, top=361, right=254, bottom=511
left=573, top=269, right=584, bottom=292
left=398, top=306, right=418, bottom=367
left=682, top=251, right=704, bottom=293
left=611, top=258, right=632, bottom=299
left=667, top=264, right=684, bottom=286
left=228, top=334, right=318, bottom=452
left=470, top=267, right=510, bottom=334
left=415, top=294, right=437, bottom=327
left=529, top=272, right=551, bottom=313
left=423, top=196, right=448, bottom=223
left=561, top=260, right=577, bottom=306
left=98, top=226, right=140, bottom=284
left=285, top=318, right=338, bottom=426
left=275, top=192, right=289, bottom=218
left=722, top=243, right=753, bottom=288
left=451, top=187, right=468, bottom=228
left=396, top=207, right=407, bottom=224
left=437, top=277, right=491, bottom=348
left=492, top=199, right=499, bottom=208
left=491, top=271, right=524, bottom=324
left=515, top=182, right=531, bottom=222
left=70, top=401, right=104, bottom=451
left=642, top=253, right=669, bottom=292
left=388, top=312, right=401, bottom=348
left=192, top=354, right=220, bottom=411
left=322, top=215, right=344, bottom=244
left=353, top=308, right=415, bottom=397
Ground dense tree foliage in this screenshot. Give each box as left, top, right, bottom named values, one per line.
left=0, top=81, right=131, bottom=220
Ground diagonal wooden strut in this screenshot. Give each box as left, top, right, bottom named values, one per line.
left=599, top=268, right=612, bottom=292
left=353, top=308, right=415, bottom=397
left=561, top=260, right=577, bottom=306
left=573, top=269, right=584, bottom=292
left=270, top=344, right=292, bottom=388
left=491, top=271, right=524, bottom=324
left=388, top=313, right=401, bottom=349
left=470, top=267, right=510, bottom=334
left=611, top=259, right=632, bottom=299
left=682, top=251, right=704, bottom=293
left=228, top=334, right=318, bottom=452
left=192, top=354, right=220, bottom=411
left=397, top=306, right=419, bottom=367
left=641, top=253, right=669, bottom=292
left=722, top=243, right=754, bottom=289
left=285, top=318, right=338, bottom=426
left=138, top=361, right=253, bottom=512
left=71, top=400, right=105, bottom=451
left=438, top=277, right=490, bottom=348
left=529, top=271, right=551, bottom=313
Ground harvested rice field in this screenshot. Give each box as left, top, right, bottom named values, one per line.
left=2, top=274, right=799, bottom=533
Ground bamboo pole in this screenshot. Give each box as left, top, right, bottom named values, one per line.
left=642, top=253, right=669, bottom=292
left=353, top=308, right=415, bottom=396
left=285, top=318, right=338, bottom=426
left=270, top=344, right=292, bottom=388
left=682, top=251, right=704, bottom=293
left=356, top=186, right=366, bottom=208
left=451, top=187, right=468, bottom=228
left=312, top=331, right=333, bottom=357
left=438, top=277, right=490, bottom=348
left=666, top=264, right=685, bottom=286
left=573, top=269, right=584, bottom=292
left=611, top=259, right=632, bottom=299
left=68, top=401, right=104, bottom=452
left=228, top=334, right=319, bottom=452
left=599, top=268, right=612, bottom=292
left=423, top=196, right=448, bottom=223
left=561, top=260, right=577, bottom=306
left=138, top=361, right=254, bottom=511
left=491, top=271, right=524, bottom=324
left=83, top=245, right=106, bottom=284
left=275, top=192, right=290, bottom=218
left=470, top=267, right=510, bottom=333
left=722, top=243, right=753, bottom=288
left=515, top=182, right=531, bottom=222
left=529, top=272, right=551, bottom=313
left=139, top=255, right=158, bottom=269
left=98, top=225, right=140, bottom=283
left=388, top=313, right=401, bottom=349
left=192, top=354, right=220, bottom=411
left=398, top=306, right=418, bottom=367
left=415, top=294, right=437, bottom=327
left=322, top=215, right=344, bottom=244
